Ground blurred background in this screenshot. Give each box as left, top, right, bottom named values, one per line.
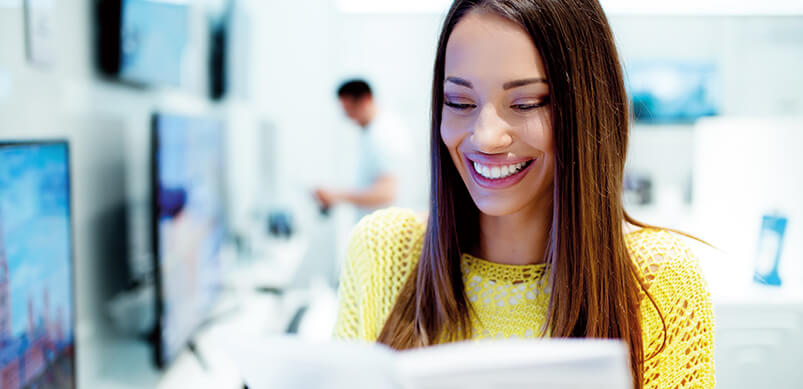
left=0, top=0, right=802, bottom=388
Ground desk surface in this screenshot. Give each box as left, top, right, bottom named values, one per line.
left=79, top=291, right=290, bottom=389
left=78, top=235, right=312, bottom=389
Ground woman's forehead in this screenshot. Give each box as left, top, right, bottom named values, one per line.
left=444, top=11, right=547, bottom=86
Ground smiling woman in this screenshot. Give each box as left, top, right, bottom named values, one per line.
left=333, top=1, right=715, bottom=388
left=440, top=10, right=554, bottom=230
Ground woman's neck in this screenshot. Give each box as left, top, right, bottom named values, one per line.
left=476, top=197, right=552, bottom=266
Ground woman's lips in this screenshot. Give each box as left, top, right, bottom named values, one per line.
left=464, top=155, right=535, bottom=189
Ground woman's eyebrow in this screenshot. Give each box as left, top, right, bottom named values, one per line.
left=445, top=76, right=473, bottom=88
left=446, top=76, right=548, bottom=90
left=502, top=78, right=547, bottom=90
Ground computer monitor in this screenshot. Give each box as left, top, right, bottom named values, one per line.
left=151, top=113, right=226, bottom=368
left=96, top=0, right=190, bottom=87
left=0, top=141, right=76, bottom=388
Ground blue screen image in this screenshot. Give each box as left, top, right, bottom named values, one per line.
left=154, top=114, right=225, bottom=365
left=628, top=61, right=719, bottom=123
left=120, top=0, right=190, bottom=86
left=0, top=143, right=75, bottom=388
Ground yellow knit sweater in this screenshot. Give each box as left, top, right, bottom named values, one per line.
left=334, top=208, right=715, bottom=388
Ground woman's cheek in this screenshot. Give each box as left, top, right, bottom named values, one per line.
left=520, top=114, right=553, bottom=152
left=440, top=116, right=468, bottom=149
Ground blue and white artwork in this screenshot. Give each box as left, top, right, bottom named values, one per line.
left=0, top=142, right=75, bottom=388
left=627, top=61, right=719, bottom=123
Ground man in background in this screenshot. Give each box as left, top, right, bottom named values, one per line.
left=314, top=79, right=411, bottom=219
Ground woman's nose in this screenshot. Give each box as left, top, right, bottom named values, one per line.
left=471, top=104, right=513, bottom=153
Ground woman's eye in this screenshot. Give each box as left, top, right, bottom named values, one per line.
left=444, top=100, right=476, bottom=111
left=511, top=101, right=547, bottom=112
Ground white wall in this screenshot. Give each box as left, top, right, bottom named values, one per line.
left=694, top=117, right=803, bottom=285
left=611, top=15, right=803, bottom=116
left=613, top=15, right=803, bottom=225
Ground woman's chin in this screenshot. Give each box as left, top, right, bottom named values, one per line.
left=470, top=195, right=529, bottom=217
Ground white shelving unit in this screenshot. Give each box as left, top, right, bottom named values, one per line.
left=713, top=287, right=803, bottom=388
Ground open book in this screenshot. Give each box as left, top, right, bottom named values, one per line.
left=216, top=336, right=632, bottom=389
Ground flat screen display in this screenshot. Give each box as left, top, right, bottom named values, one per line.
left=628, top=61, right=719, bottom=123
left=119, top=0, right=190, bottom=86
left=0, top=142, right=76, bottom=388
left=151, top=113, right=225, bottom=368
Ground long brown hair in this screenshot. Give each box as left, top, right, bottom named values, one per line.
left=377, top=1, right=656, bottom=387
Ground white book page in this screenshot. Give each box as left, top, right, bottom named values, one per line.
left=395, top=339, right=632, bottom=389
left=214, top=336, right=399, bottom=389
left=216, top=336, right=631, bottom=389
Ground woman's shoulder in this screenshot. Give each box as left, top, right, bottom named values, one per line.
left=625, top=230, right=715, bottom=386
left=351, top=207, right=427, bottom=249
left=346, top=207, right=427, bottom=275
left=625, top=227, right=714, bottom=345
left=340, top=208, right=426, bottom=339
left=335, top=208, right=426, bottom=340
left=624, top=228, right=705, bottom=292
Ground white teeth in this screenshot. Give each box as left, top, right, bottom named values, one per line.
left=472, top=160, right=529, bottom=179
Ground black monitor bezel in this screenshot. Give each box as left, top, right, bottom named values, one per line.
left=150, top=113, right=165, bottom=368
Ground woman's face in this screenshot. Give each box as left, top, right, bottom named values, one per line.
left=441, top=10, right=554, bottom=217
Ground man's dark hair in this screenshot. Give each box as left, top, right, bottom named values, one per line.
left=337, top=79, right=372, bottom=100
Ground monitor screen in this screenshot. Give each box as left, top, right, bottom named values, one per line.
left=118, top=0, right=190, bottom=86
left=0, top=142, right=76, bottom=388
left=151, top=113, right=225, bottom=368
left=628, top=61, right=719, bottom=123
